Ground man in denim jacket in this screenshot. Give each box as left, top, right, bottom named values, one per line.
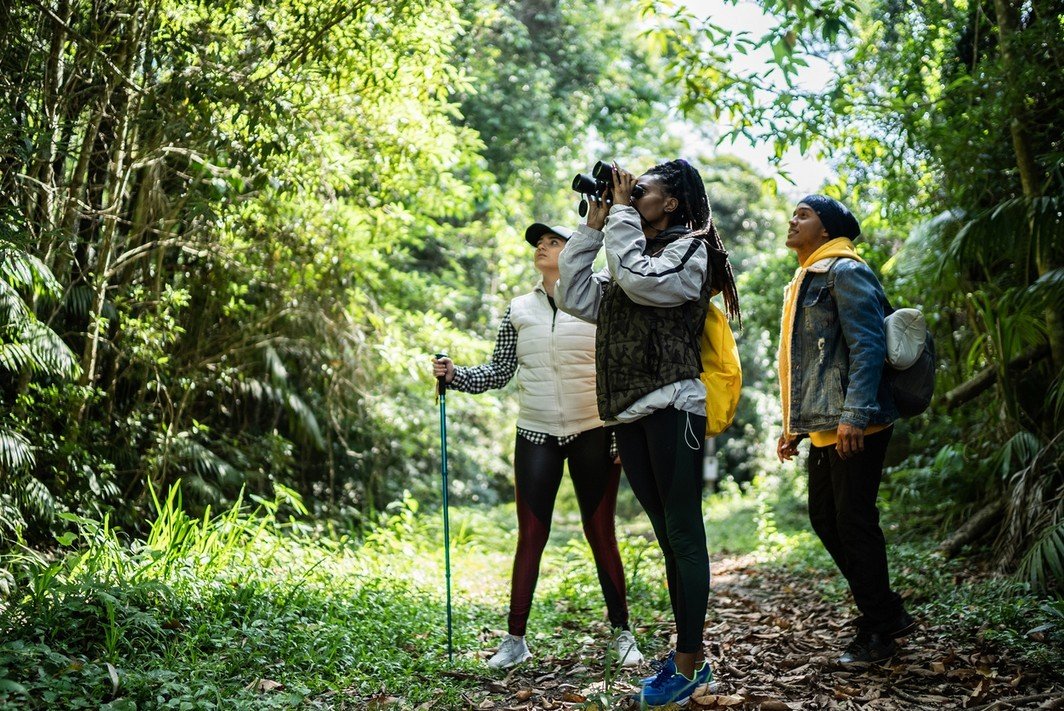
left=776, top=195, right=916, bottom=665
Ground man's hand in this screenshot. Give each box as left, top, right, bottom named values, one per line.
left=776, top=433, right=800, bottom=462
left=836, top=423, right=865, bottom=460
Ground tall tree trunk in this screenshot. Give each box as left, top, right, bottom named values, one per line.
left=78, top=5, right=145, bottom=395
left=992, top=0, right=1064, bottom=371
left=34, top=0, right=71, bottom=253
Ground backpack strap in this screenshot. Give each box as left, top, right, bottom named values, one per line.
left=824, top=256, right=895, bottom=315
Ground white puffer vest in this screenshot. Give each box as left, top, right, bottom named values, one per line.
left=509, top=285, right=602, bottom=437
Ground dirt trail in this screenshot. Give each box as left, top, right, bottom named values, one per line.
left=472, top=556, right=1064, bottom=710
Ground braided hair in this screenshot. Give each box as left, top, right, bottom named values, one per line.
left=645, top=159, right=741, bottom=324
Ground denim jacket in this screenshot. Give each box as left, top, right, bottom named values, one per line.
left=788, top=258, right=898, bottom=432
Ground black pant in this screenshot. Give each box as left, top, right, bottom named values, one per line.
left=616, top=407, right=708, bottom=654
left=508, top=427, right=628, bottom=636
left=807, top=427, right=904, bottom=633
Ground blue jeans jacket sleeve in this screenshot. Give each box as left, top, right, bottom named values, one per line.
left=833, top=262, right=888, bottom=428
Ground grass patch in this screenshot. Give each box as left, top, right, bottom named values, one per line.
left=0, top=487, right=497, bottom=709
left=0, top=483, right=673, bottom=709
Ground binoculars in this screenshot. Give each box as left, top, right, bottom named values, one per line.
left=571, top=160, right=613, bottom=198
left=571, top=161, right=644, bottom=216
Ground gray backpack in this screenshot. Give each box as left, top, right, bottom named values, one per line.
left=827, top=263, right=935, bottom=418
left=884, top=310, right=935, bottom=417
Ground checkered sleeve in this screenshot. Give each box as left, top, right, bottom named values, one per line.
left=450, top=307, right=518, bottom=394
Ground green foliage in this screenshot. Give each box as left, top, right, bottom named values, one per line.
left=0, top=484, right=677, bottom=708
left=455, top=0, right=664, bottom=182
left=5, top=470, right=1064, bottom=707
left=0, top=483, right=487, bottom=708
left=642, top=0, right=857, bottom=158
left=0, top=235, right=82, bottom=541
left=650, top=0, right=1064, bottom=588
left=0, top=0, right=678, bottom=543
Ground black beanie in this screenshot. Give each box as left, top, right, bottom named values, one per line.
left=799, top=194, right=861, bottom=240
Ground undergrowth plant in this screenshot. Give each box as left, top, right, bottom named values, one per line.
left=3, top=473, right=1062, bottom=709
left=0, top=482, right=490, bottom=709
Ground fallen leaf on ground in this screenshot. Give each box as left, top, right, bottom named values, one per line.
left=691, top=693, right=744, bottom=707
left=364, top=694, right=399, bottom=710
left=758, top=702, right=792, bottom=711
left=834, top=684, right=860, bottom=699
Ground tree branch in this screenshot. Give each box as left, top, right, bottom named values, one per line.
left=939, top=500, right=1005, bottom=558
left=943, top=343, right=1051, bottom=410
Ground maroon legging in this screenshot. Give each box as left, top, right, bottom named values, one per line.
left=507, top=427, right=630, bottom=635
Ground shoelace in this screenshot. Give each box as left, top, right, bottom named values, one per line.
left=647, top=651, right=674, bottom=673
left=648, top=657, right=678, bottom=688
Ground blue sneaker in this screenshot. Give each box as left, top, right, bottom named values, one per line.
left=639, top=651, right=675, bottom=685
left=640, top=659, right=713, bottom=707
left=694, top=660, right=713, bottom=688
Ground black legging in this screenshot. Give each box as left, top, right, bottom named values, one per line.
left=615, top=407, right=708, bottom=654
left=508, top=427, right=629, bottom=636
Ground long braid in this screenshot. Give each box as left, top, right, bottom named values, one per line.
left=646, top=159, right=742, bottom=325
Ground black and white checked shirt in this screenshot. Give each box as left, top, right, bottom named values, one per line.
left=450, top=305, right=617, bottom=457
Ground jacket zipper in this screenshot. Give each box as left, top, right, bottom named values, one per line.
left=548, top=291, right=567, bottom=434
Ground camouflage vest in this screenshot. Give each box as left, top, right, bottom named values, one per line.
left=595, top=229, right=712, bottom=420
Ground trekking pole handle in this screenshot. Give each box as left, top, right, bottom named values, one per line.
left=435, top=352, right=449, bottom=393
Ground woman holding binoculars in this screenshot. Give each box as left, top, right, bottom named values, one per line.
left=557, top=158, right=741, bottom=706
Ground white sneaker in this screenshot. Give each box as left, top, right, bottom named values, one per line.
left=486, top=634, right=532, bottom=669
left=611, top=630, right=644, bottom=667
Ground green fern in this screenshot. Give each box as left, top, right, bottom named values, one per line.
left=235, top=375, right=324, bottom=449
left=0, top=427, right=56, bottom=538
left=0, top=242, right=80, bottom=380
left=1019, top=518, right=1064, bottom=592
left=0, top=243, right=62, bottom=296
left=0, top=428, right=35, bottom=472
left=1030, top=268, right=1064, bottom=313
left=949, top=195, right=1064, bottom=279
left=998, top=431, right=1064, bottom=590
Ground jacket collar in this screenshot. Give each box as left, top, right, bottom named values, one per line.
left=806, top=256, right=840, bottom=274
left=801, top=237, right=863, bottom=273
left=645, top=225, right=692, bottom=254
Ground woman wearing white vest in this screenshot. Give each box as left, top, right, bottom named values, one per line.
left=432, top=223, right=643, bottom=670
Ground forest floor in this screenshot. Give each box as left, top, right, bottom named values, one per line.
left=470, top=554, right=1064, bottom=710
left=4, top=479, right=1063, bottom=710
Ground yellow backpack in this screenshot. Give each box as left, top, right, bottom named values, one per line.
left=700, top=301, right=742, bottom=436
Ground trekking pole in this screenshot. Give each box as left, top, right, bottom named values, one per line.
left=434, top=352, right=454, bottom=662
